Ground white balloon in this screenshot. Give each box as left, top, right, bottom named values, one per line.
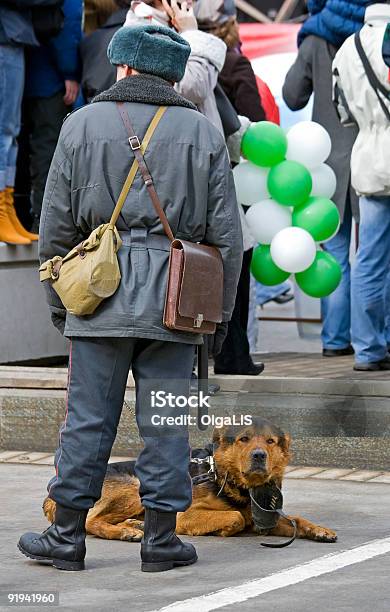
left=233, top=161, right=270, bottom=206
left=310, top=164, right=337, bottom=199
left=246, top=199, right=292, bottom=245
left=286, top=121, right=332, bottom=169
left=270, top=227, right=316, bottom=273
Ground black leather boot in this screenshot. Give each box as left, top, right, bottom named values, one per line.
left=18, top=504, right=87, bottom=571
left=141, top=508, right=197, bottom=572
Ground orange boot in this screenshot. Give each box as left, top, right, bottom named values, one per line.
left=5, top=187, right=39, bottom=241
left=0, top=190, right=31, bottom=245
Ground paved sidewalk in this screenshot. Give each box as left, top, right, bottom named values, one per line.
left=1, top=464, right=389, bottom=612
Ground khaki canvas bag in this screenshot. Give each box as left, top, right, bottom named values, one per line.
left=117, top=103, right=224, bottom=335
left=39, top=106, right=167, bottom=316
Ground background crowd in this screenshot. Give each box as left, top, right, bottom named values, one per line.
left=0, top=0, right=389, bottom=372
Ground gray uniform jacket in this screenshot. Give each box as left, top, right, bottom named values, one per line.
left=39, top=75, right=243, bottom=345
left=282, top=35, right=359, bottom=222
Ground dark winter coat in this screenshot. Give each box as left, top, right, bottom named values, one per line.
left=39, top=75, right=243, bottom=343
left=218, top=49, right=266, bottom=122
left=80, top=8, right=127, bottom=103
left=298, top=0, right=370, bottom=47
left=283, top=35, right=359, bottom=222
left=0, top=0, right=61, bottom=46
left=24, top=0, right=82, bottom=98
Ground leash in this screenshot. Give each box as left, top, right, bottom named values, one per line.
left=197, top=342, right=209, bottom=431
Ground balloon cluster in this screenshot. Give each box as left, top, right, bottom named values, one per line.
left=234, top=121, right=342, bottom=298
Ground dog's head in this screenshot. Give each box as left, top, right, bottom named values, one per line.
left=212, top=417, right=291, bottom=489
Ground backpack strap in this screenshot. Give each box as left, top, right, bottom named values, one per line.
left=355, top=31, right=390, bottom=122
left=109, top=105, right=167, bottom=226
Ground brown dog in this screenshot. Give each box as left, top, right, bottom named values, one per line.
left=43, top=418, right=337, bottom=543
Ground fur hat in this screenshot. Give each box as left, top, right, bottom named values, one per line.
left=107, top=24, right=191, bottom=83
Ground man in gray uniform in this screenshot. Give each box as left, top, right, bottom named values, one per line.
left=18, top=24, right=242, bottom=573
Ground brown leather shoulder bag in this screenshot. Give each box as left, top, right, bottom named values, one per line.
left=117, top=103, right=223, bottom=335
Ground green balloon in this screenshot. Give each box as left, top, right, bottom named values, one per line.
left=292, top=197, right=340, bottom=242
left=268, top=160, right=312, bottom=207
left=241, top=121, right=287, bottom=168
left=296, top=251, right=342, bottom=298
left=251, top=244, right=290, bottom=286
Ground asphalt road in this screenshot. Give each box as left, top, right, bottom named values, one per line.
left=1, top=464, right=389, bottom=612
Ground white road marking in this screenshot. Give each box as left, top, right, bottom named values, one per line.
left=149, top=537, right=390, bottom=612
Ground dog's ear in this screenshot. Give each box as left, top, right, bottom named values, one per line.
left=212, top=427, right=223, bottom=448
left=212, top=426, right=234, bottom=448
left=278, top=432, right=291, bottom=454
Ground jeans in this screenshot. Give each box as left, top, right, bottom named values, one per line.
left=351, top=196, right=390, bottom=364
left=256, top=281, right=291, bottom=306
left=321, top=204, right=353, bottom=350
left=385, top=270, right=390, bottom=347
left=0, top=44, right=24, bottom=190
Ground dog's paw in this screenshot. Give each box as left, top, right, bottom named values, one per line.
left=309, top=525, right=337, bottom=543
left=119, top=520, right=145, bottom=542
left=120, top=526, right=144, bottom=542
left=125, top=519, right=144, bottom=531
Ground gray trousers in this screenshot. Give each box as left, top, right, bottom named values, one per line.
left=48, top=337, right=195, bottom=512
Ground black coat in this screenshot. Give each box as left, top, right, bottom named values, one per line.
left=80, top=8, right=127, bottom=103
left=218, top=49, right=266, bottom=122
left=0, top=0, right=61, bottom=46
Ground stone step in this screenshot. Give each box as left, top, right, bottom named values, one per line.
left=1, top=355, right=389, bottom=470
left=1, top=384, right=390, bottom=470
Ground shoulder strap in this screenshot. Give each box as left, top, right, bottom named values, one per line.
left=115, top=103, right=175, bottom=242
left=110, top=105, right=168, bottom=227
left=354, top=31, right=390, bottom=122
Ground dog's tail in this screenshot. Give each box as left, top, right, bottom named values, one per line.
left=43, top=497, right=56, bottom=523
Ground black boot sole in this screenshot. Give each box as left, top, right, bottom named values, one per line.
left=214, top=365, right=264, bottom=376
left=141, top=554, right=198, bottom=573
left=17, top=543, right=85, bottom=571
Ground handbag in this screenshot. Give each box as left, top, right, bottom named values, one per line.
left=116, top=103, right=224, bottom=335
left=39, top=106, right=167, bottom=316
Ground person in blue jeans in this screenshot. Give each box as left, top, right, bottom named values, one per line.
left=0, top=44, right=25, bottom=244
left=256, top=280, right=293, bottom=306
left=283, top=0, right=363, bottom=359
left=334, top=3, right=390, bottom=370
left=320, top=198, right=354, bottom=354
left=385, top=270, right=390, bottom=349
left=0, top=0, right=61, bottom=244
left=351, top=197, right=390, bottom=368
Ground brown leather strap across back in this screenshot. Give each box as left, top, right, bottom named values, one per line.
left=116, top=103, right=175, bottom=242
left=110, top=105, right=167, bottom=226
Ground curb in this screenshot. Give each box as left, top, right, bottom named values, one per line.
left=1, top=451, right=390, bottom=484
